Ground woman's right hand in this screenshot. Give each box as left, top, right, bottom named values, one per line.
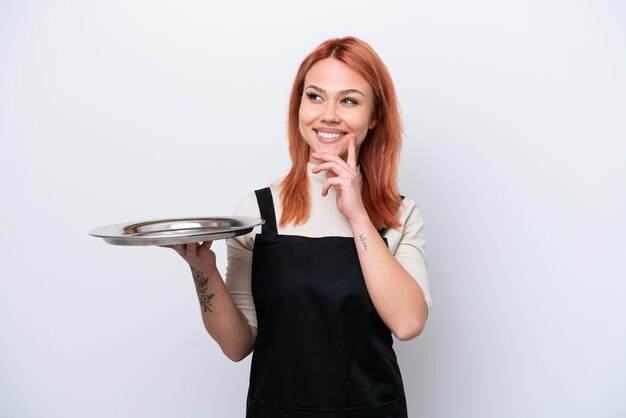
left=161, top=241, right=217, bottom=274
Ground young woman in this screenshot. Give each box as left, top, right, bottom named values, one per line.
left=166, top=36, right=432, bottom=418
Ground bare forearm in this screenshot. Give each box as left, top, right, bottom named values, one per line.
left=350, top=219, right=428, bottom=340
left=310, top=145, right=427, bottom=339
left=190, top=266, right=256, bottom=361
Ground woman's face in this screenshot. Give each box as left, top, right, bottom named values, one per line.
left=299, top=58, right=377, bottom=164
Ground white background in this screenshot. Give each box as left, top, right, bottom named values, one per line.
left=1, top=1, right=625, bottom=417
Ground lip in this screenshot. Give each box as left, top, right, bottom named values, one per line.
left=315, top=128, right=346, bottom=134
left=313, top=128, right=347, bottom=144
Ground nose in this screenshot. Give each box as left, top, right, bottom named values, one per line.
left=320, top=102, right=340, bottom=124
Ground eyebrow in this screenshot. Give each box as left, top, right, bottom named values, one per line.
left=305, top=84, right=366, bottom=97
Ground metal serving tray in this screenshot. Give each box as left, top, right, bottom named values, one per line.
left=89, top=216, right=264, bottom=246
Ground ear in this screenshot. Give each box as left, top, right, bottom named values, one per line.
left=369, top=118, right=378, bottom=130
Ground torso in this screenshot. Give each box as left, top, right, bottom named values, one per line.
left=245, top=188, right=408, bottom=418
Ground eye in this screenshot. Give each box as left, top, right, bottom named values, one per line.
left=342, top=96, right=359, bottom=105
left=306, top=91, right=323, bottom=102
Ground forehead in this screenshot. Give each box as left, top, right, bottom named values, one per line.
left=304, top=58, right=372, bottom=94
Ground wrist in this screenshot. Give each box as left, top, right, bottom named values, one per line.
left=348, top=212, right=374, bottom=233
left=191, top=263, right=219, bottom=280
left=205, top=264, right=220, bottom=279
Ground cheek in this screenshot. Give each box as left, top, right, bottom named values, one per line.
left=297, top=106, right=312, bottom=140
left=298, top=102, right=316, bottom=126
left=344, top=112, right=373, bottom=136
left=355, top=135, right=367, bottom=150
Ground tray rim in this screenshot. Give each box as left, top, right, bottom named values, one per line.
left=89, top=216, right=265, bottom=246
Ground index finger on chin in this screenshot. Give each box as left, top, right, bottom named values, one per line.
left=347, top=134, right=357, bottom=168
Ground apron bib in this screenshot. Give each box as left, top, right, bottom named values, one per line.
left=247, top=188, right=407, bottom=418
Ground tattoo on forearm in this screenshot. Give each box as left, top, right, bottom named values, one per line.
left=191, top=267, right=215, bottom=313
left=192, top=268, right=209, bottom=290
left=359, top=234, right=368, bottom=252
left=198, top=293, right=215, bottom=313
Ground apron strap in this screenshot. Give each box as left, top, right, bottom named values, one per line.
left=254, top=190, right=404, bottom=236
left=254, top=188, right=278, bottom=235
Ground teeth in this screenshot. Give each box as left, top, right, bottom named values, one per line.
left=317, top=131, right=344, bottom=139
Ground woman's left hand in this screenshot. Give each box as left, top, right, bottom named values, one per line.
left=311, top=134, right=368, bottom=224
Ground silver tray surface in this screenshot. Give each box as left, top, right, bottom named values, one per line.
left=90, top=216, right=264, bottom=246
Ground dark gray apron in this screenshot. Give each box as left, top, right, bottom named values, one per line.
left=246, top=187, right=407, bottom=418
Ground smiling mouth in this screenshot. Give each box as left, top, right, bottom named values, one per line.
left=314, top=129, right=346, bottom=143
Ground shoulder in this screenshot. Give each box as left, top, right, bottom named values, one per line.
left=397, top=196, right=424, bottom=229
left=384, top=196, right=426, bottom=253
left=233, top=191, right=261, bottom=217
left=228, top=192, right=262, bottom=250
left=233, top=180, right=284, bottom=217
left=229, top=181, right=284, bottom=247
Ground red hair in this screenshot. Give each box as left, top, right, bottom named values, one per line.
left=280, top=36, right=402, bottom=230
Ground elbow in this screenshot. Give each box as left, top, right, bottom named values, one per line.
left=221, top=334, right=255, bottom=362
left=223, top=346, right=252, bottom=362
left=392, top=318, right=426, bottom=341
left=393, top=297, right=429, bottom=341
left=217, top=323, right=257, bottom=362
left=226, top=353, right=248, bottom=363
